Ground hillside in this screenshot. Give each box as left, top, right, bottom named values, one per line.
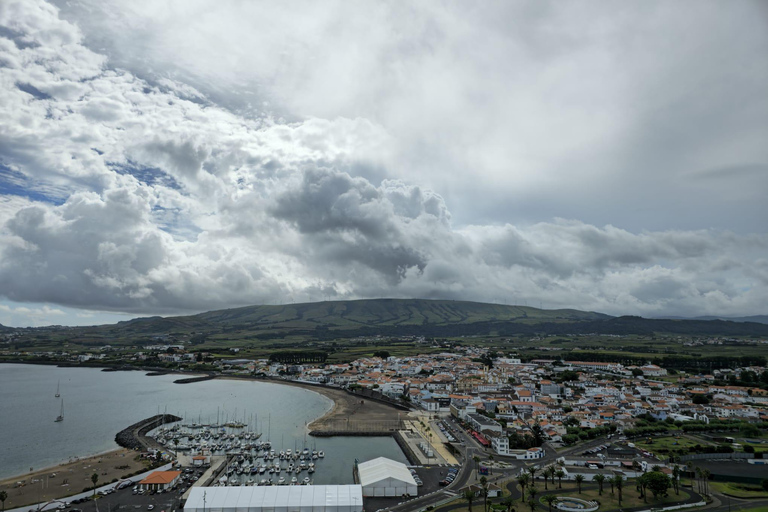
left=96, top=299, right=609, bottom=337
left=8, top=300, right=768, bottom=351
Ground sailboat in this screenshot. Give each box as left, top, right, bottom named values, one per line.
left=55, top=399, right=64, bottom=422
left=55, top=380, right=60, bottom=398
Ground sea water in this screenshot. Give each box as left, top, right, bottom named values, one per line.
left=0, top=364, right=407, bottom=482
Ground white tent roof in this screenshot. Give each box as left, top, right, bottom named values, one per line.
left=357, top=457, right=416, bottom=487
left=185, top=486, right=362, bottom=512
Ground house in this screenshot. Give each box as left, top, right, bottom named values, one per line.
left=139, top=470, right=181, bottom=491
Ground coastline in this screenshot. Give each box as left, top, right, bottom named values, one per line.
left=214, top=376, right=408, bottom=433
left=0, top=363, right=410, bottom=499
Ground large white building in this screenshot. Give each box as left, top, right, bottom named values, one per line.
left=356, top=457, right=418, bottom=497
left=184, top=486, right=363, bottom=512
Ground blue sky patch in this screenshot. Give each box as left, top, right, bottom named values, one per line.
left=0, top=165, right=66, bottom=205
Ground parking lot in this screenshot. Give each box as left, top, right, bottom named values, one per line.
left=51, top=467, right=208, bottom=512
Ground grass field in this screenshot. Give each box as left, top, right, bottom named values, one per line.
left=710, top=481, right=768, bottom=498
left=636, top=434, right=714, bottom=452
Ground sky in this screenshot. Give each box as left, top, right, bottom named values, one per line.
left=0, top=0, right=767, bottom=327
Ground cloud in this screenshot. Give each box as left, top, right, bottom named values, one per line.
left=0, top=0, right=766, bottom=325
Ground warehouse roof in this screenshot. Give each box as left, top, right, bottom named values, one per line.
left=357, top=457, right=416, bottom=487
left=184, top=486, right=363, bottom=512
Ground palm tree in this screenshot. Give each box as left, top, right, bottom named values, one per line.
left=527, top=498, right=537, bottom=512
left=702, top=469, right=711, bottom=496
left=91, top=473, right=99, bottom=501
left=528, top=487, right=538, bottom=504
left=0, top=490, right=7, bottom=512
left=480, top=476, right=489, bottom=512
left=543, top=495, right=558, bottom=512
left=613, top=475, right=624, bottom=506
left=672, top=466, right=681, bottom=495
left=694, top=467, right=702, bottom=494
left=608, top=476, right=615, bottom=495
left=518, top=474, right=530, bottom=501
left=528, top=467, right=537, bottom=491
left=555, top=470, right=565, bottom=489
left=574, top=475, right=584, bottom=494
left=594, top=474, right=605, bottom=496
left=464, top=489, right=477, bottom=512
left=502, top=496, right=515, bottom=512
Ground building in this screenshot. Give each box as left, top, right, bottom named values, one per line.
left=507, top=447, right=545, bottom=460
left=184, top=486, right=363, bottom=512
left=466, top=413, right=503, bottom=434
left=491, top=435, right=510, bottom=456
left=356, top=457, right=418, bottom=497
left=139, top=470, right=181, bottom=492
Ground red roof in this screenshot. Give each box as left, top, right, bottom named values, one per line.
left=140, top=471, right=181, bottom=485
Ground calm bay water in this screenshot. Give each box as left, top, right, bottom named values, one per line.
left=0, top=364, right=407, bottom=482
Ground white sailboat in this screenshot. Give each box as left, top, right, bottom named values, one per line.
left=55, top=399, right=64, bottom=422
left=55, top=380, right=60, bottom=398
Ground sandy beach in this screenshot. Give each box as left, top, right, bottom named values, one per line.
left=216, top=377, right=407, bottom=432
left=0, top=449, right=148, bottom=510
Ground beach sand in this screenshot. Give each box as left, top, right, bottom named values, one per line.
left=218, top=377, right=405, bottom=432
left=0, top=448, right=148, bottom=509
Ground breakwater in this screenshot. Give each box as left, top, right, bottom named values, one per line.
left=114, top=414, right=181, bottom=451
left=174, top=375, right=216, bottom=384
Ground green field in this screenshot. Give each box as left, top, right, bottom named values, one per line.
left=3, top=298, right=768, bottom=365
left=710, top=481, right=768, bottom=499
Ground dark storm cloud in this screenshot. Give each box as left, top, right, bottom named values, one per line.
left=0, top=0, right=767, bottom=326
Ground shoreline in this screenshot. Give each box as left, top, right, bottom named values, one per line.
left=0, top=363, right=410, bottom=498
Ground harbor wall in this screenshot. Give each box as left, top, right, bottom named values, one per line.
left=115, top=414, right=182, bottom=451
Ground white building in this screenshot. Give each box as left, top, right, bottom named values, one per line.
left=184, top=486, right=363, bottom=512
left=356, top=457, right=418, bottom=497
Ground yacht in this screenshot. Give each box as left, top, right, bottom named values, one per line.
left=54, top=399, right=64, bottom=422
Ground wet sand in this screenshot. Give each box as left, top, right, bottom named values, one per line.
left=0, top=448, right=147, bottom=509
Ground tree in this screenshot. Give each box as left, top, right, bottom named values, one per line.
left=761, top=479, right=768, bottom=493
left=574, top=475, right=584, bottom=494
left=692, top=394, right=709, bottom=405
left=480, top=476, right=489, bottom=512
left=702, top=469, right=711, bottom=496
left=527, top=498, right=537, bottom=512
left=694, top=467, right=702, bottom=494
left=464, top=489, right=477, bottom=512
left=672, top=466, right=681, bottom=495
left=641, top=472, right=671, bottom=500
left=613, top=475, right=624, bottom=505
left=0, top=490, right=7, bottom=512
left=632, top=368, right=644, bottom=377
left=556, top=470, right=565, bottom=489
left=502, top=496, right=515, bottom=512
left=528, top=487, right=538, bottom=503
left=594, top=474, right=605, bottom=496
left=517, top=474, right=530, bottom=501
left=608, top=476, right=615, bottom=495
left=91, top=473, right=99, bottom=501
left=528, top=467, right=538, bottom=490
left=543, top=495, right=558, bottom=512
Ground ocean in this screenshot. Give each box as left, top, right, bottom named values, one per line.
left=0, top=364, right=407, bottom=482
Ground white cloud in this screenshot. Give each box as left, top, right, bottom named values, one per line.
left=0, top=0, right=766, bottom=326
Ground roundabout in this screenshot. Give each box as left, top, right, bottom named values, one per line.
left=553, top=497, right=599, bottom=512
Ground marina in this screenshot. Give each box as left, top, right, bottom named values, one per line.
left=0, top=364, right=408, bottom=489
